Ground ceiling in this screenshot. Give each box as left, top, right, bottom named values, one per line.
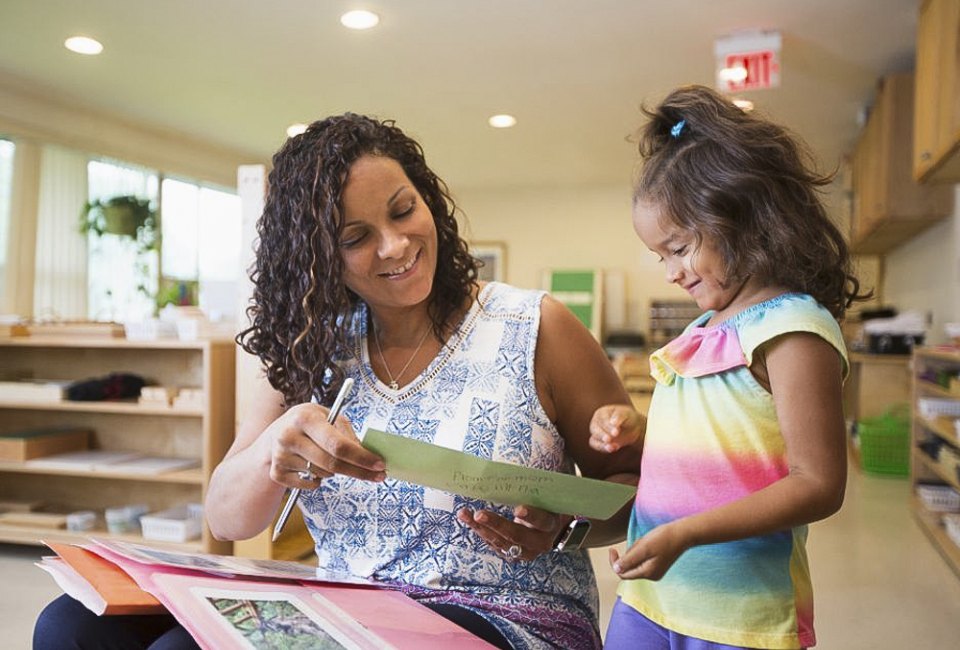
left=0, top=0, right=918, bottom=192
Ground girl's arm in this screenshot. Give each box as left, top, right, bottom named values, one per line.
left=612, top=331, right=846, bottom=580
left=204, top=371, right=385, bottom=541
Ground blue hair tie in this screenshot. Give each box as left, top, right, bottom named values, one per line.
left=670, top=119, right=686, bottom=139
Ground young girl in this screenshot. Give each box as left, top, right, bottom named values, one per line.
left=591, top=85, right=870, bottom=650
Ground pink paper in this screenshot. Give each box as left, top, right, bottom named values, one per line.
left=95, top=544, right=496, bottom=649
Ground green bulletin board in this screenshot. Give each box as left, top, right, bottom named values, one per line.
left=545, top=269, right=602, bottom=339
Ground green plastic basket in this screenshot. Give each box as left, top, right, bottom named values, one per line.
left=858, top=406, right=910, bottom=476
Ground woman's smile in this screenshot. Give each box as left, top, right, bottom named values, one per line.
left=380, top=248, right=421, bottom=280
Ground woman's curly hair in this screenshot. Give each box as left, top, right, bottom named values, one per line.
left=634, top=85, right=871, bottom=319
left=237, top=113, right=479, bottom=406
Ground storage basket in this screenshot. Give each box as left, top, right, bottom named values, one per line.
left=140, top=504, right=202, bottom=542
left=858, top=406, right=910, bottom=476
left=916, top=485, right=960, bottom=513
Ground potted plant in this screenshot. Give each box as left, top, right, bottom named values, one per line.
left=79, top=195, right=158, bottom=249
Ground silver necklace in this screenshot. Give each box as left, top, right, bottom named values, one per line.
left=373, top=323, right=432, bottom=390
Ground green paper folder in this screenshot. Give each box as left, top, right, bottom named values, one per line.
left=361, top=428, right=634, bottom=520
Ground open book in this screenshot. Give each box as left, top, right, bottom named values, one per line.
left=38, top=539, right=497, bottom=650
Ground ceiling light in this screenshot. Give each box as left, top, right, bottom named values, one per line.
left=732, top=98, right=755, bottom=112
left=718, top=66, right=748, bottom=83
left=64, top=36, right=103, bottom=55
left=488, top=114, right=517, bottom=129
left=340, top=10, right=380, bottom=30
left=286, top=123, right=308, bottom=138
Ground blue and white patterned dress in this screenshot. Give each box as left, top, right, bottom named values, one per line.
left=299, top=282, right=601, bottom=649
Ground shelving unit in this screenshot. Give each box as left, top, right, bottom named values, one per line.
left=0, top=336, right=235, bottom=554
left=910, top=346, right=960, bottom=578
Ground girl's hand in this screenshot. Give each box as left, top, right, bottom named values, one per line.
left=263, top=402, right=386, bottom=488
left=457, top=504, right=571, bottom=562
left=609, top=521, right=688, bottom=581
left=589, top=404, right=644, bottom=453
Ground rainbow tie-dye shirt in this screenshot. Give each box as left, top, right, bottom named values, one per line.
left=618, top=293, right=847, bottom=649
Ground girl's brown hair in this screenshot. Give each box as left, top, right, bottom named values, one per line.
left=634, top=85, right=870, bottom=318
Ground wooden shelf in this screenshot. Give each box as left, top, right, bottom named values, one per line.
left=0, top=461, right=202, bottom=484
left=0, top=338, right=235, bottom=554
left=911, top=347, right=960, bottom=580
left=917, top=416, right=960, bottom=447
left=917, top=380, right=960, bottom=399
left=913, top=449, right=960, bottom=491
left=910, top=496, right=960, bottom=579
left=0, top=522, right=204, bottom=552
left=0, top=399, right=203, bottom=417
left=0, top=336, right=229, bottom=349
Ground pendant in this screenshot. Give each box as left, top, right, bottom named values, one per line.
left=389, top=381, right=399, bottom=390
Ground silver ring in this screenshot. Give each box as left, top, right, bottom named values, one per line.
left=505, top=544, right=522, bottom=560
left=296, top=460, right=317, bottom=481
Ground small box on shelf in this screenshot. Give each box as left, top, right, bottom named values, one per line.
left=141, top=504, right=203, bottom=543
left=0, top=428, right=91, bottom=462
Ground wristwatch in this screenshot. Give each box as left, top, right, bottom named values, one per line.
left=553, top=516, right=591, bottom=552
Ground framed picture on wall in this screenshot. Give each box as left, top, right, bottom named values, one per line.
left=471, top=242, right=507, bottom=283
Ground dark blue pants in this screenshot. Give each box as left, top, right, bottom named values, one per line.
left=33, top=595, right=198, bottom=650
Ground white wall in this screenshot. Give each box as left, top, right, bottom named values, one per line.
left=456, top=183, right=689, bottom=336
left=883, top=186, right=960, bottom=345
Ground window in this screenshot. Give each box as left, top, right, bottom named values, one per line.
left=86, top=159, right=159, bottom=321
left=0, top=139, right=16, bottom=307
left=160, top=178, right=241, bottom=321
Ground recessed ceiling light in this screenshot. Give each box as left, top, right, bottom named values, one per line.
left=340, top=10, right=380, bottom=30
left=64, top=36, right=103, bottom=55
left=488, top=114, right=517, bottom=129
left=732, top=98, right=754, bottom=112
left=286, top=123, right=308, bottom=138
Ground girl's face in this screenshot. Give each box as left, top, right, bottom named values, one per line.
left=338, top=155, right=437, bottom=312
left=633, top=201, right=744, bottom=314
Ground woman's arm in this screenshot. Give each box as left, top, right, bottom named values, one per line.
left=205, top=371, right=385, bottom=541
left=612, top=332, right=846, bottom=580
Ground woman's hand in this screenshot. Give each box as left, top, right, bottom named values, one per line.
left=264, top=402, right=386, bottom=489
left=589, top=404, right=645, bottom=453
left=456, top=504, right=571, bottom=562
left=608, top=521, right=688, bottom=581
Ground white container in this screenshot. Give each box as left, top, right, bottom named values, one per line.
left=140, top=504, right=203, bottom=542
left=66, top=510, right=96, bottom=532
left=124, top=319, right=178, bottom=341
left=105, top=504, right=148, bottom=534
left=916, top=485, right=960, bottom=513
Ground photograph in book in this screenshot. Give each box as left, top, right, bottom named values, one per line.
left=202, top=590, right=365, bottom=650
left=89, top=538, right=370, bottom=583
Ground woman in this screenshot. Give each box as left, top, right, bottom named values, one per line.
left=210, top=114, right=645, bottom=650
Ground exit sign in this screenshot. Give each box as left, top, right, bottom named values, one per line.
left=722, top=49, right=780, bottom=91
left=715, top=30, right=782, bottom=93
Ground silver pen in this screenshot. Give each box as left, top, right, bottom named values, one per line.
left=271, top=377, right=355, bottom=542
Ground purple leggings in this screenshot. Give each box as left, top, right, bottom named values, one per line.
left=604, top=598, right=783, bottom=650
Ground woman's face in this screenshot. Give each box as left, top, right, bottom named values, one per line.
left=633, top=200, right=741, bottom=314
left=338, top=155, right=437, bottom=312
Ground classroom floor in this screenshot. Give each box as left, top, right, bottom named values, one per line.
left=5, top=462, right=960, bottom=649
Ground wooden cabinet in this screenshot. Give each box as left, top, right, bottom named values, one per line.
left=850, top=72, right=953, bottom=254
left=910, top=347, right=960, bottom=578
left=913, top=0, right=960, bottom=183
left=0, top=337, right=235, bottom=554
